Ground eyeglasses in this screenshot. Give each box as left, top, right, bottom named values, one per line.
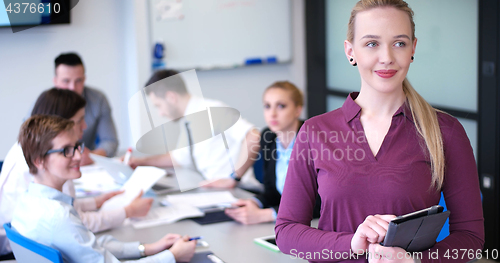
left=45, top=142, right=85, bottom=158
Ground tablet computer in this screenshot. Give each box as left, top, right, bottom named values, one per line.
left=254, top=235, right=280, bottom=253
left=390, top=205, right=444, bottom=224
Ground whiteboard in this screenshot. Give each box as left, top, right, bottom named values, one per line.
left=148, top=0, right=292, bottom=70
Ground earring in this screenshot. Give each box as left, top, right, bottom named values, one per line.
left=349, top=58, right=353, bottom=62
left=411, top=56, right=414, bottom=61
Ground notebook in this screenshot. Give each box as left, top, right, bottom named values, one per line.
left=191, top=210, right=234, bottom=225
left=129, top=204, right=204, bottom=229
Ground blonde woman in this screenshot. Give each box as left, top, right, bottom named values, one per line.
left=275, top=0, right=483, bottom=262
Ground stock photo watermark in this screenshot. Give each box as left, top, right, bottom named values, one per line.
left=252, top=128, right=369, bottom=162
left=288, top=249, right=499, bottom=261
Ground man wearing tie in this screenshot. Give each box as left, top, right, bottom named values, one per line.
left=127, top=70, right=260, bottom=189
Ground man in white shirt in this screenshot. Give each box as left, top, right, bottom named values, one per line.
left=128, top=70, right=260, bottom=189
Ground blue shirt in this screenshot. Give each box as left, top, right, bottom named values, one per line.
left=275, top=136, right=295, bottom=195
left=81, top=87, right=119, bottom=157
left=11, top=183, right=175, bottom=263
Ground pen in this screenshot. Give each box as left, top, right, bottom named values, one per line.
left=123, top=147, right=132, bottom=165
left=189, top=236, right=203, bottom=241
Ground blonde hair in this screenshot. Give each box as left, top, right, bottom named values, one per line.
left=348, top=0, right=445, bottom=190
left=264, top=81, right=304, bottom=107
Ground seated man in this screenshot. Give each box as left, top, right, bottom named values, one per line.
left=52, top=52, right=118, bottom=157
left=11, top=115, right=196, bottom=263
left=127, top=70, right=260, bottom=189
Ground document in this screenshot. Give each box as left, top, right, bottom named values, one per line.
left=165, top=191, right=238, bottom=208
left=100, top=166, right=166, bottom=211
left=89, top=153, right=134, bottom=184
left=128, top=204, right=204, bottom=229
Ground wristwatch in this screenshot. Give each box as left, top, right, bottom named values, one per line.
left=230, top=172, right=241, bottom=182
left=138, top=243, right=146, bottom=257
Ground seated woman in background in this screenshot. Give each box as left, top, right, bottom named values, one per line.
left=11, top=115, right=196, bottom=263
left=225, top=81, right=320, bottom=225
left=0, top=88, right=152, bottom=259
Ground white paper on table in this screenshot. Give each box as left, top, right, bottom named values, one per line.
left=128, top=204, right=204, bottom=229
left=100, top=166, right=166, bottom=211
left=165, top=191, right=238, bottom=208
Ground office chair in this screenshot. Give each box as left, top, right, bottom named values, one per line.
left=3, top=223, right=63, bottom=263
left=436, top=193, right=449, bottom=242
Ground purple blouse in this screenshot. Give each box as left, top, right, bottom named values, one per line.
left=275, top=93, right=484, bottom=262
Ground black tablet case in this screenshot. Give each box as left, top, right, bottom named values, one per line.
left=382, top=210, right=450, bottom=252
left=191, top=210, right=234, bottom=225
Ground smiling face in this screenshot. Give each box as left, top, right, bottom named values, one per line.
left=345, top=7, right=416, bottom=95
left=263, top=88, right=302, bottom=133
left=42, top=130, right=82, bottom=187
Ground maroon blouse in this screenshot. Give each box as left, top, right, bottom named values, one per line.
left=275, top=93, right=484, bottom=262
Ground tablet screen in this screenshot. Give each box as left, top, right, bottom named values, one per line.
left=392, top=205, right=444, bottom=224
left=254, top=235, right=280, bottom=252
left=264, top=237, right=276, bottom=246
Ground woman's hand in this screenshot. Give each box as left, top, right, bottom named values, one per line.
left=124, top=190, right=154, bottom=218
left=144, top=233, right=182, bottom=256
left=169, top=236, right=197, bottom=262
left=351, top=214, right=396, bottom=254
left=367, top=243, right=414, bottom=263
left=94, top=190, right=124, bottom=209
left=224, top=199, right=274, bottom=225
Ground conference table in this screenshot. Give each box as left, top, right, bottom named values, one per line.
left=96, top=174, right=313, bottom=263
